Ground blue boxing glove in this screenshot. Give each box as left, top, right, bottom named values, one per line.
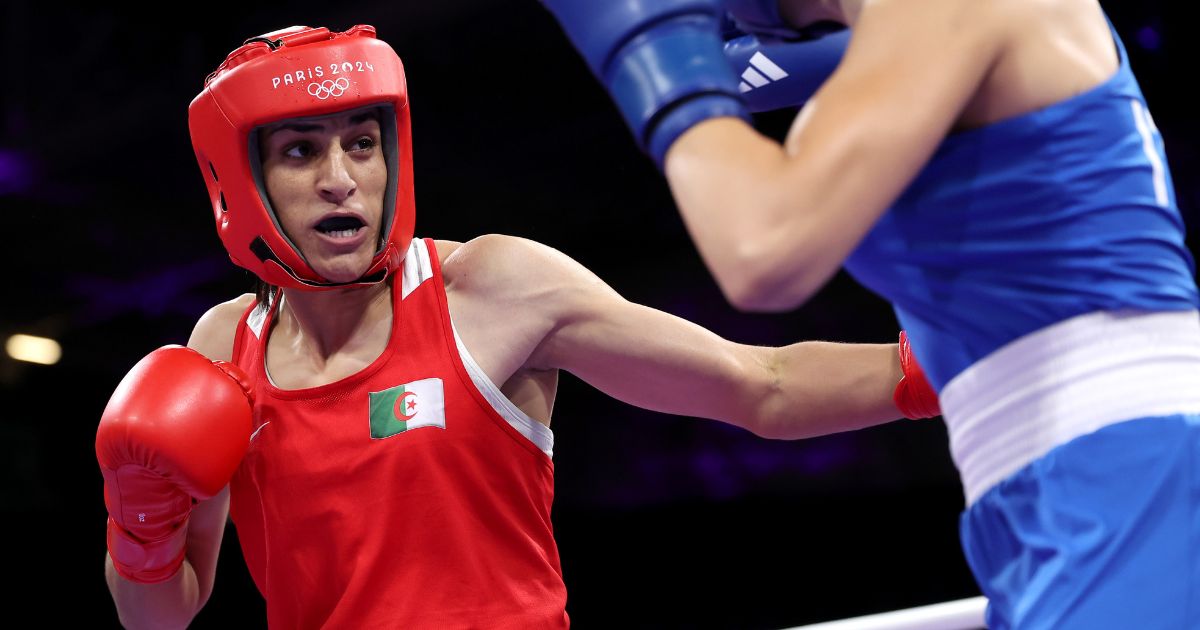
left=724, top=0, right=804, bottom=40
left=725, top=27, right=849, bottom=112
left=540, top=0, right=751, bottom=168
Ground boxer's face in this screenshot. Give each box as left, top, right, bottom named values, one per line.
left=259, top=109, right=387, bottom=283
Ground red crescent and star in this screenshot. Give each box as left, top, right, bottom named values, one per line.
left=395, top=391, right=419, bottom=421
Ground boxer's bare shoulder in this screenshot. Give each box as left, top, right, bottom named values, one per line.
left=188, top=294, right=256, bottom=362
left=439, top=234, right=609, bottom=329
left=437, top=235, right=573, bottom=413
left=432, top=239, right=464, bottom=265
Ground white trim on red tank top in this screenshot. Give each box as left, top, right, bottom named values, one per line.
left=450, top=321, right=554, bottom=457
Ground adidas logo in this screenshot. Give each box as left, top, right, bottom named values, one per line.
left=738, top=52, right=789, bottom=93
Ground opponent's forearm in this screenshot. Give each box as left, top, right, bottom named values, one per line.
left=665, top=118, right=841, bottom=312
left=749, top=341, right=904, bottom=439
left=106, top=554, right=201, bottom=630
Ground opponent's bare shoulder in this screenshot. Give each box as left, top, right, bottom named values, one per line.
left=187, top=294, right=256, bottom=362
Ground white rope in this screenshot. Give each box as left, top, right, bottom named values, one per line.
left=782, top=596, right=987, bottom=630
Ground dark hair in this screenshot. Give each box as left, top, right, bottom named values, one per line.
left=255, top=279, right=277, bottom=312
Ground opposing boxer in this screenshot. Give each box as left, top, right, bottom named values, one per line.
left=540, top=1, right=1200, bottom=627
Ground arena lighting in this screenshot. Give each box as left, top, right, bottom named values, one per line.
left=6, top=334, right=62, bottom=365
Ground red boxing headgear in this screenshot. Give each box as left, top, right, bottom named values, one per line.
left=188, top=25, right=415, bottom=290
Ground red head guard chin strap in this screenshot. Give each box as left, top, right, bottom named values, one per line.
left=189, top=25, right=415, bottom=290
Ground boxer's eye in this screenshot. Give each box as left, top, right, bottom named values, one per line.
left=284, top=142, right=315, bottom=159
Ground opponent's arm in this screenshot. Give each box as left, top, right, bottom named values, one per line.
left=541, top=0, right=1002, bottom=311
left=666, top=0, right=1002, bottom=310
left=102, top=296, right=252, bottom=629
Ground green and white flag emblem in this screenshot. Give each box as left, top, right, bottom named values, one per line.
left=369, top=378, right=446, bottom=439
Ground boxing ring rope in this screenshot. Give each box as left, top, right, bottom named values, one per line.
left=781, top=596, right=987, bottom=630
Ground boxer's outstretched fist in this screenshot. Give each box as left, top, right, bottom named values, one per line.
left=894, top=331, right=940, bottom=420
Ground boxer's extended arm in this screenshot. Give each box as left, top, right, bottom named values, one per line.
left=537, top=288, right=911, bottom=438
left=452, top=235, right=932, bottom=438
left=104, top=296, right=251, bottom=629
left=664, top=0, right=1002, bottom=311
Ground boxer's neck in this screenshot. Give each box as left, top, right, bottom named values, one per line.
left=276, top=281, right=393, bottom=360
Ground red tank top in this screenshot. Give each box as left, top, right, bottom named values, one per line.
left=228, top=239, right=568, bottom=629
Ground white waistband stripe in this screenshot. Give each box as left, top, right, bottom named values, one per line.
left=940, top=310, right=1200, bottom=505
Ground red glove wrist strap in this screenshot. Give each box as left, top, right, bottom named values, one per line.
left=893, top=331, right=941, bottom=420
left=106, top=517, right=187, bottom=584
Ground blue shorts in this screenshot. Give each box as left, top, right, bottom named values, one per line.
left=960, top=414, right=1200, bottom=630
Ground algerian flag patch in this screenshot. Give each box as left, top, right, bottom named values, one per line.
left=368, top=378, right=446, bottom=439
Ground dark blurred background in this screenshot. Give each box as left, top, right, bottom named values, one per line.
left=2, top=1, right=1194, bottom=627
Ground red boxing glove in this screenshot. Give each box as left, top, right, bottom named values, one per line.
left=96, top=345, right=254, bottom=583
left=893, top=331, right=940, bottom=419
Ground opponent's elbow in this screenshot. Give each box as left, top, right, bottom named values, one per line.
left=720, top=275, right=794, bottom=313
left=715, top=245, right=814, bottom=313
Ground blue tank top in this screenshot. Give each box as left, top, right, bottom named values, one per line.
left=843, top=22, right=1198, bottom=390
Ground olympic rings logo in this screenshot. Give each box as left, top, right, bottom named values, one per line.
left=308, top=78, right=350, bottom=100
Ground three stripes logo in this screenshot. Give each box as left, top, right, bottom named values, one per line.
left=738, top=52, right=789, bottom=94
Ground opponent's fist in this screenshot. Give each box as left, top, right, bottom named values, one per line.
left=725, top=28, right=849, bottom=112
left=894, top=331, right=940, bottom=419
left=724, top=0, right=803, bottom=40
left=540, top=0, right=750, bottom=167
left=96, top=345, right=254, bottom=583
